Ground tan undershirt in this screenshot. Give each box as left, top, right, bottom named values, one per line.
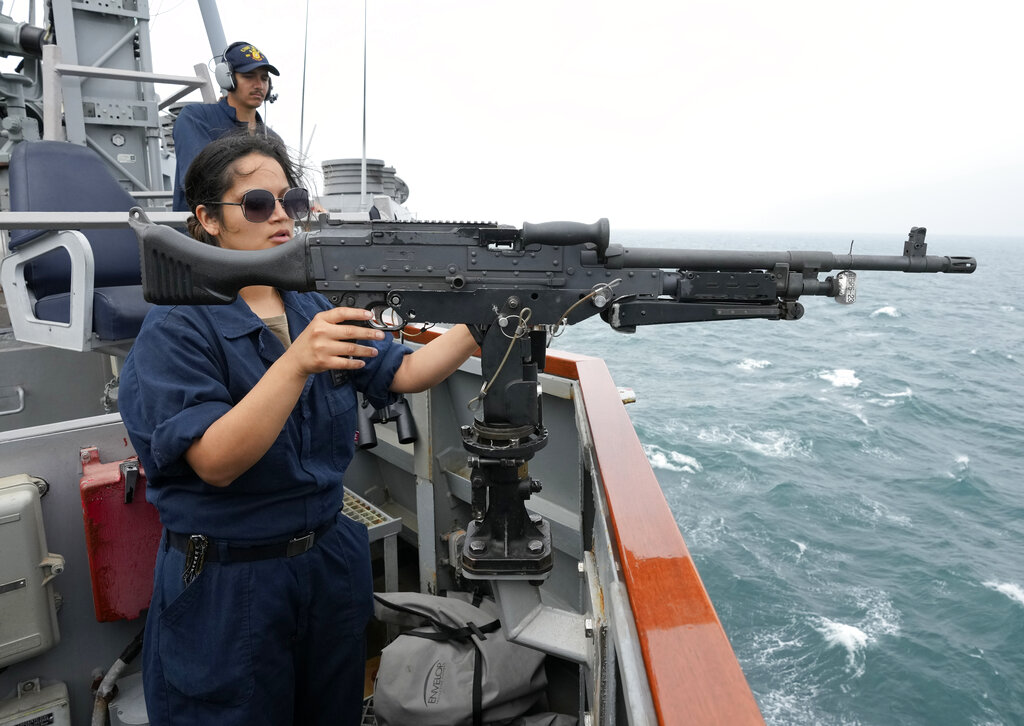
left=262, top=313, right=292, bottom=349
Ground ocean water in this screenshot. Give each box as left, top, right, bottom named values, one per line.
left=554, top=229, right=1023, bottom=725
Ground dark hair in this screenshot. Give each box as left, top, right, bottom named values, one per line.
left=183, top=131, right=300, bottom=245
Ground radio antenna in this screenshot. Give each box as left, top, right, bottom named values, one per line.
left=299, top=0, right=310, bottom=160
left=360, top=0, right=368, bottom=208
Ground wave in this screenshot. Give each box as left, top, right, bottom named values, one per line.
left=696, top=425, right=812, bottom=459
left=866, top=387, right=913, bottom=408
left=857, top=496, right=913, bottom=528
left=681, top=514, right=728, bottom=549
left=789, top=539, right=808, bottom=560
left=816, top=618, right=870, bottom=674
left=738, top=358, right=772, bottom=371
left=946, top=454, right=970, bottom=479
left=643, top=443, right=702, bottom=473
left=814, top=588, right=901, bottom=678
left=818, top=369, right=862, bottom=388
left=869, top=306, right=901, bottom=318
left=820, top=395, right=870, bottom=426
left=983, top=580, right=1024, bottom=608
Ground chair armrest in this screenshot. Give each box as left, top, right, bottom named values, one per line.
left=1, top=229, right=96, bottom=351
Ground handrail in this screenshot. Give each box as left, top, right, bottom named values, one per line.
left=0, top=211, right=191, bottom=229
left=53, top=63, right=211, bottom=111
left=0, top=212, right=373, bottom=231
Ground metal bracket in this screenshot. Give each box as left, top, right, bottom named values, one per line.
left=39, top=553, right=65, bottom=586
left=490, top=578, right=596, bottom=665
left=120, top=459, right=139, bottom=503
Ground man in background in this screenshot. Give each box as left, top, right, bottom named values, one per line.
left=171, top=42, right=283, bottom=211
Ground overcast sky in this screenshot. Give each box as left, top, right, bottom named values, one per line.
left=139, top=1, right=1024, bottom=236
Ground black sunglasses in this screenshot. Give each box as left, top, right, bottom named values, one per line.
left=204, top=187, right=311, bottom=223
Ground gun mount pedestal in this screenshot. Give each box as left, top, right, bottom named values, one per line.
left=460, top=324, right=554, bottom=580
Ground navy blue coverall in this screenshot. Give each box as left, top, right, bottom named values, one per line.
left=119, top=290, right=409, bottom=725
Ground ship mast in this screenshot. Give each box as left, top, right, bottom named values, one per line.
left=196, top=0, right=227, bottom=60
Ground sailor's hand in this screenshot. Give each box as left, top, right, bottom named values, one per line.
left=286, top=307, right=386, bottom=376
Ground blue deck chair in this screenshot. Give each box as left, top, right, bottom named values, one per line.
left=0, top=140, right=151, bottom=356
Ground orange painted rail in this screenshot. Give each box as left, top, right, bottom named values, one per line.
left=403, top=328, right=764, bottom=724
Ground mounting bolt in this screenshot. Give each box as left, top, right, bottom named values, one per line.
left=527, top=540, right=543, bottom=554
left=469, top=540, right=487, bottom=554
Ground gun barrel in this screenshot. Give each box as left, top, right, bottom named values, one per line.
left=612, top=248, right=977, bottom=274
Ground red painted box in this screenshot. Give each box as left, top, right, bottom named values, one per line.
left=80, top=447, right=162, bottom=622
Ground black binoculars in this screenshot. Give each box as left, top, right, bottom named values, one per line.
left=356, top=394, right=418, bottom=449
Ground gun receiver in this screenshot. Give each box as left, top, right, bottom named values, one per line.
left=129, top=208, right=976, bottom=579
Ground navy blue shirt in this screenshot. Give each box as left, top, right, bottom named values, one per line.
left=171, top=98, right=283, bottom=211
left=119, top=290, right=410, bottom=541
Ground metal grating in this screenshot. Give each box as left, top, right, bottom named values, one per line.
left=342, top=490, right=402, bottom=541
left=360, top=695, right=376, bottom=725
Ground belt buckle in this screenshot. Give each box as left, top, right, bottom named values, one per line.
left=286, top=531, right=315, bottom=557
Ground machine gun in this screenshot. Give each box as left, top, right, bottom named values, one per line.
left=128, top=208, right=976, bottom=580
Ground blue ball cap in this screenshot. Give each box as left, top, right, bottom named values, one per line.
left=225, top=42, right=280, bottom=76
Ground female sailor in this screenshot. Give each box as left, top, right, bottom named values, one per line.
left=119, top=132, right=478, bottom=725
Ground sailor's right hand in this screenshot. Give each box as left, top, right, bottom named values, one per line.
left=286, top=307, right=385, bottom=376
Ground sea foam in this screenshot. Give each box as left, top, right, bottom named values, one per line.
left=815, top=589, right=901, bottom=677
left=869, top=306, right=901, bottom=318
left=983, top=581, right=1024, bottom=608
left=643, top=444, right=702, bottom=473
left=818, top=369, right=862, bottom=388
left=738, top=358, right=772, bottom=371
left=789, top=539, right=807, bottom=560
left=818, top=618, right=869, bottom=662
left=868, top=387, right=913, bottom=408
left=697, top=425, right=811, bottom=459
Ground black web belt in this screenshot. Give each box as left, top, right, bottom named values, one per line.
left=166, top=518, right=335, bottom=564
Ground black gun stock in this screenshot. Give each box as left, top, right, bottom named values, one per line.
left=129, top=207, right=313, bottom=305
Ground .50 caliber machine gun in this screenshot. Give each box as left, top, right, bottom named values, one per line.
left=128, top=209, right=976, bottom=581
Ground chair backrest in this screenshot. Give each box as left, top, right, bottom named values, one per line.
left=8, top=140, right=142, bottom=299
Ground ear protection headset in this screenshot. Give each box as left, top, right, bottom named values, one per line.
left=214, top=42, right=278, bottom=103
left=213, top=41, right=245, bottom=92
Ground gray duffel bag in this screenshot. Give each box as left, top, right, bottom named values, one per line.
left=372, top=591, right=551, bottom=726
